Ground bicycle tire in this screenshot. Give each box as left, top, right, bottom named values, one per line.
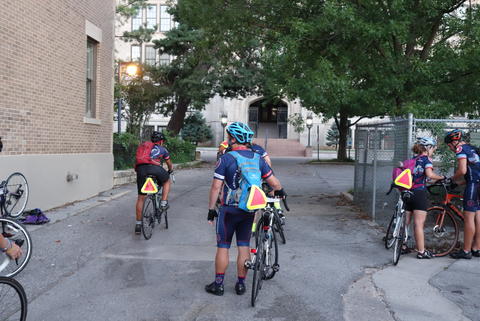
left=0, top=219, right=32, bottom=278
left=2, top=173, right=29, bottom=218
left=264, top=223, right=279, bottom=280
left=141, top=196, right=155, bottom=240
left=251, top=230, right=265, bottom=307
left=384, top=213, right=396, bottom=249
left=273, top=211, right=286, bottom=245
left=424, top=206, right=459, bottom=257
left=393, top=214, right=405, bottom=265
left=0, top=276, right=28, bottom=321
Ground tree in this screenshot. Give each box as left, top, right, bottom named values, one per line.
left=326, top=123, right=339, bottom=150
left=181, top=111, right=213, bottom=143
left=178, top=0, right=480, bottom=160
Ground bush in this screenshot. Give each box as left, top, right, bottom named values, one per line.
left=113, top=132, right=139, bottom=170
left=181, top=112, right=213, bottom=143
left=164, top=132, right=196, bottom=164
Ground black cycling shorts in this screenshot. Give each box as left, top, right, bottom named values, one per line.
left=404, top=189, right=428, bottom=212
left=136, top=164, right=169, bottom=195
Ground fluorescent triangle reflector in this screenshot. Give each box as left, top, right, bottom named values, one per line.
left=247, top=185, right=267, bottom=210
left=141, top=177, right=158, bottom=194
left=394, top=169, right=413, bottom=189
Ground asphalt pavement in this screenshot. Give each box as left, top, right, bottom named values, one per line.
left=8, top=157, right=480, bottom=321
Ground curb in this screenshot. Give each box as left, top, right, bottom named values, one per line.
left=308, top=161, right=355, bottom=166
left=25, top=189, right=131, bottom=233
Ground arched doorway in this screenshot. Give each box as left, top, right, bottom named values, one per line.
left=248, top=98, right=288, bottom=139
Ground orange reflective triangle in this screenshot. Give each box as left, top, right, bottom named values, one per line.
left=394, top=169, right=413, bottom=189
left=141, top=177, right=158, bottom=194
left=246, top=185, right=267, bottom=210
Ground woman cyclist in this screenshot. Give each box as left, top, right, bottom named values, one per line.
left=405, top=137, right=446, bottom=259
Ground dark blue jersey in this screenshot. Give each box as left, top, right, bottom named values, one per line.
left=412, top=155, right=433, bottom=190
left=456, top=144, right=480, bottom=182
left=151, top=145, right=170, bottom=162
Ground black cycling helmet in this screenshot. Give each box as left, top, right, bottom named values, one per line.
left=151, top=131, right=165, bottom=143
left=444, top=129, right=463, bottom=144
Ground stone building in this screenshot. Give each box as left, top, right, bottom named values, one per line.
left=0, top=0, right=116, bottom=210
left=114, top=0, right=335, bottom=156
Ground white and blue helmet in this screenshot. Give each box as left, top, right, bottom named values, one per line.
left=226, top=122, right=254, bottom=144
left=417, top=137, right=437, bottom=147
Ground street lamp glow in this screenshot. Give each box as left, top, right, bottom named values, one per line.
left=306, top=114, right=313, bottom=129
left=125, top=64, right=138, bottom=77
left=220, top=114, right=228, bottom=126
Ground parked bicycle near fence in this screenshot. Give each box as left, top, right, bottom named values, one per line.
left=0, top=173, right=29, bottom=218
left=246, top=196, right=289, bottom=307
left=384, top=184, right=410, bottom=265
left=424, top=181, right=464, bottom=256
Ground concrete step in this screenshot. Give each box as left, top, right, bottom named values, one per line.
left=254, top=138, right=306, bottom=157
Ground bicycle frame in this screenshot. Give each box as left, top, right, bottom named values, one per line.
left=430, top=183, right=464, bottom=222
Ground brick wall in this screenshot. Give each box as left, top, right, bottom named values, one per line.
left=0, top=0, right=115, bottom=155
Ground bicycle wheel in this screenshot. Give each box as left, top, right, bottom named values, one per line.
left=264, top=224, right=279, bottom=280
left=141, top=196, right=155, bottom=240
left=251, top=230, right=265, bottom=307
left=424, top=207, right=459, bottom=257
left=392, top=214, right=406, bottom=265
left=2, top=173, right=29, bottom=218
left=273, top=211, right=286, bottom=245
left=0, top=276, right=27, bottom=321
left=384, top=213, right=396, bottom=249
left=0, top=219, right=32, bottom=278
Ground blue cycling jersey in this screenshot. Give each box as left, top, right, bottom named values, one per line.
left=412, top=155, right=433, bottom=190
left=250, top=144, right=268, bottom=158
left=151, top=145, right=170, bottom=162
left=456, top=144, right=480, bottom=182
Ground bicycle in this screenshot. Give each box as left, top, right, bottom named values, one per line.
left=261, top=183, right=286, bottom=244
left=0, top=275, right=27, bottom=321
left=141, top=176, right=168, bottom=240
left=0, top=218, right=32, bottom=278
left=246, top=196, right=289, bottom=307
left=423, top=182, right=463, bottom=257
left=0, top=173, right=29, bottom=218
left=385, top=184, right=411, bottom=265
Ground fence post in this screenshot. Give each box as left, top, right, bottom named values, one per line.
left=371, top=126, right=378, bottom=221
left=407, top=113, right=414, bottom=158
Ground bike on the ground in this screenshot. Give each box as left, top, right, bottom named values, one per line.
left=385, top=184, right=411, bottom=265
left=246, top=196, right=289, bottom=307
left=141, top=176, right=168, bottom=240
left=0, top=218, right=32, bottom=278
left=423, top=181, right=463, bottom=257
left=0, top=173, right=29, bottom=218
left=0, top=275, right=27, bottom=321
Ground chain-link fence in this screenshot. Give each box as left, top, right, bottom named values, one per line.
left=354, top=115, right=480, bottom=228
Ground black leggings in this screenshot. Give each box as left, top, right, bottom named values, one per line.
left=136, top=164, right=169, bottom=195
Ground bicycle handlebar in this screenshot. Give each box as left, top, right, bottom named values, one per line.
left=282, top=197, right=290, bottom=212
left=265, top=196, right=290, bottom=212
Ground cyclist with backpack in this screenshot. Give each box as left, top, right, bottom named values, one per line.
left=134, top=131, right=173, bottom=235
left=206, top=122, right=286, bottom=296
left=403, top=137, right=446, bottom=259
left=217, top=140, right=272, bottom=167
left=445, top=130, right=480, bottom=259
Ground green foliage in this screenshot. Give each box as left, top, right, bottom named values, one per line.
left=122, top=26, right=156, bottom=44
left=326, top=123, right=340, bottom=148
left=116, top=0, right=148, bottom=23
left=181, top=112, right=213, bottom=143
left=287, top=113, right=305, bottom=134
left=163, top=132, right=196, bottom=163
left=113, top=132, right=139, bottom=170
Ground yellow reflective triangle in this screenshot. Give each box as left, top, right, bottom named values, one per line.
left=141, top=177, right=158, bottom=194
left=246, top=185, right=267, bottom=210
left=394, top=169, right=413, bottom=189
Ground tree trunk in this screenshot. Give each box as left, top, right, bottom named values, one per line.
left=167, top=96, right=191, bottom=135
left=336, top=112, right=349, bottom=161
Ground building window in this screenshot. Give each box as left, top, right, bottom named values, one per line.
left=132, top=9, right=143, bottom=31
left=157, top=126, right=166, bottom=132
left=145, top=46, right=157, bottom=65
left=160, top=5, right=171, bottom=31
left=159, top=53, right=170, bottom=65
left=86, top=38, right=97, bottom=118
left=131, top=45, right=141, bottom=62
left=146, top=5, right=157, bottom=29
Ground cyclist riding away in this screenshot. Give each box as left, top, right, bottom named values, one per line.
left=134, top=131, right=173, bottom=235
left=405, top=137, right=446, bottom=259
left=206, top=122, right=286, bottom=296
left=445, top=130, right=480, bottom=259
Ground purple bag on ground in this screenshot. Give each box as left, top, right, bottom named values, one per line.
left=20, top=208, right=50, bottom=225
